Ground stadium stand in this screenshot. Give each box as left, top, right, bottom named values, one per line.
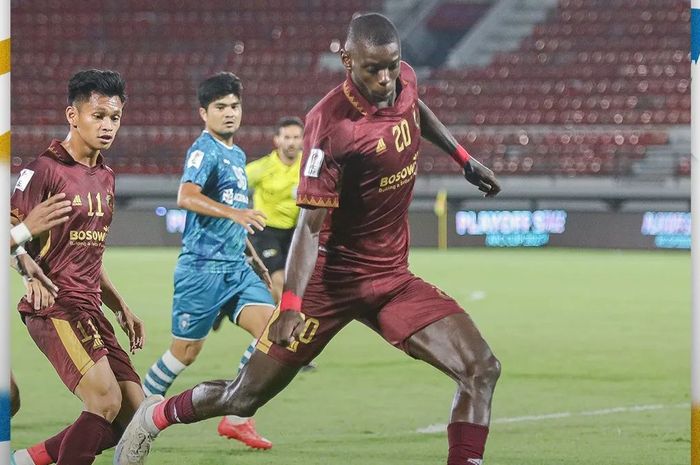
left=10, top=0, right=689, bottom=178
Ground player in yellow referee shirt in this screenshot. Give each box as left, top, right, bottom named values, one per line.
left=246, top=117, right=303, bottom=303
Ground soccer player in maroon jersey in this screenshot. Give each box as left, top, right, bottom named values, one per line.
left=116, top=14, right=501, bottom=465
left=10, top=69, right=146, bottom=465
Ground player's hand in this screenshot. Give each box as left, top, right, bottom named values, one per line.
left=268, top=311, right=305, bottom=347
left=250, top=255, right=273, bottom=289
left=229, top=208, right=267, bottom=234
left=23, top=193, right=72, bottom=237
left=24, top=279, right=56, bottom=311
left=16, top=254, right=59, bottom=311
left=463, top=159, right=501, bottom=197
left=115, top=307, right=146, bottom=354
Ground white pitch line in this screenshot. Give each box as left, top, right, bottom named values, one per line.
left=416, top=403, right=688, bottom=434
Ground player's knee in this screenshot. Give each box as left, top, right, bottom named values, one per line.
left=179, top=346, right=201, bottom=366
left=86, top=383, right=123, bottom=421
left=482, top=355, right=501, bottom=386
left=457, top=354, right=501, bottom=393
left=171, top=341, right=203, bottom=366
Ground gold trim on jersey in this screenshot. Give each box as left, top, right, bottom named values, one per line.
left=342, top=81, right=367, bottom=116
left=51, top=318, right=96, bottom=376
left=39, top=230, right=52, bottom=257
left=297, top=195, right=339, bottom=208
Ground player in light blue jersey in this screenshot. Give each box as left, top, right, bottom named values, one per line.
left=142, top=73, right=275, bottom=450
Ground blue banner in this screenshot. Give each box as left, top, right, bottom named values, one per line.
left=692, top=8, right=700, bottom=63
left=0, top=389, right=8, bottom=442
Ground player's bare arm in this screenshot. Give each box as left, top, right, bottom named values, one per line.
left=246, top=237, right=272, bottom=288
left=269, top=207, right=327, bottom=347
left=10, top=193, right=72, bottom=248
left=177, top=181, right=267, bottom=234
left=9, top=195, right=69, bottom=309
left=100, top=265, right=145, bottom=353
left=9, top=231, right=59, bottom=309
left=13, top=254, right=58, bottom=311
left=417, top=99, right=501, bottom=197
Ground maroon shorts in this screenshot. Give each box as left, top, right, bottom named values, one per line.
left=24, top=303, right=141, bottom=392
left=257, top=257, right=464, bottom=367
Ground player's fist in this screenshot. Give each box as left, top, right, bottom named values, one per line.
left=463, top=159, right=501, bottom=197
left=268, top=311, right=305, bottom=347
left=23, top=193, right=72, bottom=237
left=229, top=208, right=267, bottom=234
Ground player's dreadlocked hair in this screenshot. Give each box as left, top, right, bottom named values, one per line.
left=345, top=13, right=400, bottom=51
left=68, top=69, right=126, bottom=105
left=198, top=72, right=243, bottom=109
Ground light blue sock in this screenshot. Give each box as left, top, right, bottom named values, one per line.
left=238, top=340, right=257, bottom=372
left=143, top=350, right=187, bottom=396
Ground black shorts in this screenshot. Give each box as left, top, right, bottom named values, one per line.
left=250, top=226, right=294, bottom=273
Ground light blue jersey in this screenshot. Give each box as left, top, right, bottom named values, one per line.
left=178, top=130, right=250, bottom=273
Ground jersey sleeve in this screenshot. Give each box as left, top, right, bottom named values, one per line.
left=180, top=143, right=217, bottom=187
left=296, top=110, right=354, bottom=209
left=10, top=160, right=54, bottom=223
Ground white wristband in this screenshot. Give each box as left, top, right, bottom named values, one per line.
left=11, top=245, right=27, bottom=258
left=10, top=222, right=33, bottom=247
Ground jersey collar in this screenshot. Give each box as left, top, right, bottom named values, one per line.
left=47, top=139, right=105, bottom=167
left=342, top=68, right=411, bottom=117
left=203, top=130, right=235, bottom=150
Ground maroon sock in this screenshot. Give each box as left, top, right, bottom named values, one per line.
left=447, top=422, right=489, bottom=465
left=55, top=411, right=112, bottom=465
left=153, top=389, right=197, bottom=429
left=43, top=421, right=122, bottom=463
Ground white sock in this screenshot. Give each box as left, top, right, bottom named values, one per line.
left=225, top=415, right=250, bottom=425
left=143, top=350, right=187, bottom=396
left=144, top=400, right=165, bottom=435
left=12, top=449, right=35, bottom=465
left=237, top=340, right=257, bottom=372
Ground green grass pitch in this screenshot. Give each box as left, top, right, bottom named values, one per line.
left=10, top=248, right=689, bottom=465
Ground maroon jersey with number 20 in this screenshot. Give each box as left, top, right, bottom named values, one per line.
left=297, top=61, right=422, bottom=274
left=258, top=62, right=465, bottom=366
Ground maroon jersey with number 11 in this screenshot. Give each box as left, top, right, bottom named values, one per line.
left=11, top=140, right=116, bottom=316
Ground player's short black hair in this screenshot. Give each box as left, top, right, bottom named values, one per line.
left=345, top=13, right=400, bottom=50
left=67, top=69, right=126, bottom=105
left=198, top=72, right=243, bottom=109
left=275, top=116, right=304, bottom=133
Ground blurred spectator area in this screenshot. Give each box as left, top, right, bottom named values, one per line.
left=10, top=0, right=689, bottom=177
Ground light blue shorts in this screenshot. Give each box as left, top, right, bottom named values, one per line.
left=171, top=264, right=275, bottom=340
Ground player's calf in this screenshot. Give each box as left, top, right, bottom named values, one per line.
left=455, top=354, right=501, bottom=403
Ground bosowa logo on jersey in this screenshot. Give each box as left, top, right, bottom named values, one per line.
left=378, top=153, right=419, bottom=193
left=69, top=227, right=109, bottom=245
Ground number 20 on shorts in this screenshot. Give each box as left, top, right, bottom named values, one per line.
left=286, top=317, right=320, bottom=353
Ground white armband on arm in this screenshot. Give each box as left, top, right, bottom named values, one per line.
left=10, top=222, right=32, bottom=247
